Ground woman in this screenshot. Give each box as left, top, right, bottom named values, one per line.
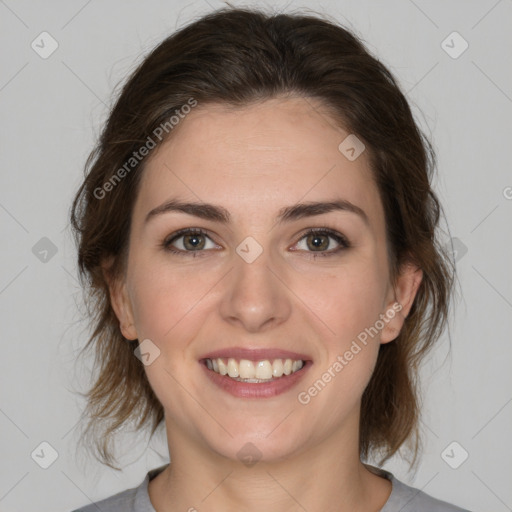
left=69, top=6, right=469, bottom=511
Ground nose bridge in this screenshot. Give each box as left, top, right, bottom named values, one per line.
left=218, top=238, right=291, bottom=332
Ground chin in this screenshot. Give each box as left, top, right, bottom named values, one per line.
left=202, top=420, right=311, bottom=465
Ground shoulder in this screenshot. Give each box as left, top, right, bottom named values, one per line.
left=365, top=464, right=471, bottom=512
left=68, top=466, right=160, bottom=512
left=68, top=485, right=139, bottom=512
left=383, top=473, right=471, bottom=512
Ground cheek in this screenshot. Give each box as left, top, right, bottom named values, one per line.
left=293, top=257, right=388, bottom=346
left=298, top=270, right=384, bottom=416
left=127, top=258, right=215, bottom=343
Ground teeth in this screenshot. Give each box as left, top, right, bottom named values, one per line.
left=272, top=359, right=284, bottom=377
left=239, top=359, right=255, bottom=379
left=205, top=357, right=304, bottom=381
left=227, top=358, right=239, bottom=378
left=218, top=359, right=228, bottom=375
left=255, top=360, right=273, bottom=379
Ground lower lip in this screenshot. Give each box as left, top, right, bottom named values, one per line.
left=200, top=360, right=312, bottom=399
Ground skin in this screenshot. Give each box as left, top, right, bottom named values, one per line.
left=107, top=96, right=423, bottom=512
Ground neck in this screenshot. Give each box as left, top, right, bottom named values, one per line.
left=149, top=418, right=391, bottom=512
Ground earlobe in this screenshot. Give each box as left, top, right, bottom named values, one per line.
left=380, top=262, right=423, bottom=344
left=101, top=259, right=138, bottom=341
left=112, top=282, right=138, bottom=341
left=379, top=302, right=405, bottom=344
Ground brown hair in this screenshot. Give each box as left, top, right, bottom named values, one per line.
left=70, top=6, right=455, bottom=470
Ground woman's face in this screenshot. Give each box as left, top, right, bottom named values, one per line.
left=110, top=96, right=421, bottom=463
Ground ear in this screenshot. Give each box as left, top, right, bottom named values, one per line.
left=102, top=257, right=138, bottom=341
left=380, top=261, right=423, bottom=344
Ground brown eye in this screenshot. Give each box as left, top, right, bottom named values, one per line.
left=306, top=233, right=330, bottom=251
left=163, top=229, right=218, bottom=254
left=293, top=228, right=350, bottom=256
left=182, top=233, right=206, bottom=250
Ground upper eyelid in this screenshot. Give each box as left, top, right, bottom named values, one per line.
left=165, top=228, right=219, bottom=247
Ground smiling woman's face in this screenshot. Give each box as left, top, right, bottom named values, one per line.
left=109, top=96, right=421, bottom=464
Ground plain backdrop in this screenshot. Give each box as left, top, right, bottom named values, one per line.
left=0, top=1, right=511, bottom=511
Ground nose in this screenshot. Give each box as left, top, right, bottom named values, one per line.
left=218, top=248, right=292, bottom=333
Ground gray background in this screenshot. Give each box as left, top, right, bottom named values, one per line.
left=1, top=1, right=511, bottom=511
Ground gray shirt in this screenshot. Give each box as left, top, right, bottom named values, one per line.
left=71, top=463, right=470, bottom=511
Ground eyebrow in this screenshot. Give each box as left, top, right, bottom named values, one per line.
left=145, top=198, right=369, bottom=227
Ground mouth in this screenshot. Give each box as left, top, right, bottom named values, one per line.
left=204, top=357, right=305, bottom=382
left=199, top=348, right=312, bottom=398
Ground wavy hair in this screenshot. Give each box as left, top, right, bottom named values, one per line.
left=70, top=6, right=456, bottom=470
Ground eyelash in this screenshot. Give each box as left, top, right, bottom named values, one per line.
left=161, top=227, right=351, bottom=258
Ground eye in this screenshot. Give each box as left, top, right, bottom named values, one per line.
left=292, top=228, right=350, bottom=257
left=162, top=227, right=350, bottom=258
left=162, top=228, right=219, bottom=255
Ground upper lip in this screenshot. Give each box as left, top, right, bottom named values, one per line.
left=200, top=347, right=311, bottom=362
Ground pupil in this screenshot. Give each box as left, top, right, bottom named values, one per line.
left=185, top=234, right=205, bottom=250
left=308, top=234, right=328, bottom=251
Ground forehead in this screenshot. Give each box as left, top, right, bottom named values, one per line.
left=136, top=97, right=384, bottom=232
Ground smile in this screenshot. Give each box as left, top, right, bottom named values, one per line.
left=200, top=348, right=312, bottom=398
left=205, top=357, right=305, bottom=382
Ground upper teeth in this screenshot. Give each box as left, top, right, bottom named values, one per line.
left=205, top=358, right=304, bottom=381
